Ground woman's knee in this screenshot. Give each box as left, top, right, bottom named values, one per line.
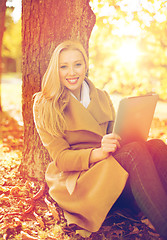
left=146, top=139, right=167, bottom=156
left=147, top=138, right=166, bottom=149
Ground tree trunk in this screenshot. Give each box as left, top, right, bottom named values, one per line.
left=0, top=0, right=7, bottom=112
left=20, top=0, right=96, bottom=180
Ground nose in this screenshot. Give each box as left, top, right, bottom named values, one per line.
left=69, top=66, right=75, bottom=75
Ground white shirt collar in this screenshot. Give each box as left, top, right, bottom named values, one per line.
left=70, top=80, right=90, bottom=109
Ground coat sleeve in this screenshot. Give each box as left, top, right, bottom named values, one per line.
left=35, top=125, right=93, bottom=172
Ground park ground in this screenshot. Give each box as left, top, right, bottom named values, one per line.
left=0, top=74, right=167, bottom=239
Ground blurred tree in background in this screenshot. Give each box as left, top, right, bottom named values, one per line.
left=2, top=6, right=21, bottom=73
left=89, top=0, right=167, bottom=100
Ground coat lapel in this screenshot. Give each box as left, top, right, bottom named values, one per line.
left=64, top=79, right=114, bottom=136
left=64, top=96, right=104, bottom=136
left=87, top=80, right=114, bottom=124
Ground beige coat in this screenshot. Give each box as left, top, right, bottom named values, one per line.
left=33, top=79, right=128, bottom=233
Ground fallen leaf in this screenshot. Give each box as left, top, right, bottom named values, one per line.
left=44, top=197, right=60, bottom=222
left=21, top=231, right=38, bottom=240
left=32, top=182, right=45, bottom=200
left=33, top=211, right=45, bottom=229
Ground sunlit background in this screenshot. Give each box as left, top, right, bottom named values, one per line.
left=89, top=0, right=167, bottom=100
left=2, top=0, right=167, bottom=101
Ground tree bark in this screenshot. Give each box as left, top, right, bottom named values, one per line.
left=0, top=0, right=7, bottom=112
left=20, top=0, right=96, bottom=180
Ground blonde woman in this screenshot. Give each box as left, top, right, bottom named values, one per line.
left=33, top=40, right=167, bottom=239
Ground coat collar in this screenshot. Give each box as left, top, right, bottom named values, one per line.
left=64, top=79, right=115, bottom=136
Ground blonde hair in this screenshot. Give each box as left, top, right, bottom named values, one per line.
left=33, top=40, right=89, bottom=137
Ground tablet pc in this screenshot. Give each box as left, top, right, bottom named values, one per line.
left=113, top=94, right=158, bottom=145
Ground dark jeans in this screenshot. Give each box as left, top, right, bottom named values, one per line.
left=113, top=139, right=167, bottom=239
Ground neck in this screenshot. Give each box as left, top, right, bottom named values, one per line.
left=71, top=86, right=82, bottom=101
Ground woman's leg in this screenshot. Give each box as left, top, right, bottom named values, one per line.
left=113, top=141, right=167, bottom=239
left=146, top=139, right=167, bottom=193
left=111, top=178, right=141, bottom=215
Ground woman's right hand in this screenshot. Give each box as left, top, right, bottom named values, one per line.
left=90, top=133, right=121, bottom=164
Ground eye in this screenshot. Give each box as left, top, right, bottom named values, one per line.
left=60, top=65, right=67, bottom=69
left=75, top=63, right=82, bottom=67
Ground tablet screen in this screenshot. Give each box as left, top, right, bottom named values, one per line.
left=113, top=94, right=158, bottom=145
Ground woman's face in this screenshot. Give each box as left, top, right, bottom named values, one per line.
left=59, top=49, right=87, bottom=100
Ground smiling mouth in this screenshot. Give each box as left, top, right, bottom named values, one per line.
left=66, top=77, right=79, bottom=84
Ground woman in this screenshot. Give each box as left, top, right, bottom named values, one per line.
left=33, top=40, right=167, bottom=239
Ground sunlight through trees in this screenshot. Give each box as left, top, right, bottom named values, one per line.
left=89, top=0, right=167, bottom=100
